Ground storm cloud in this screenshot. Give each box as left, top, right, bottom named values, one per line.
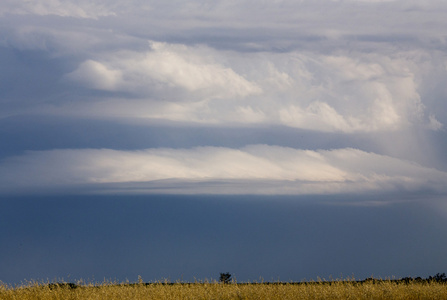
left=1, top=0, right=447, bottom=196
left=3, top=0, right=447, bottom=285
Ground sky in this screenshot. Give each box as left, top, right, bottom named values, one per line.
left=1, top=0, right=447, bottom=285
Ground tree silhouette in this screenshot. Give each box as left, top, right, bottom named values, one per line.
left=428, top=273, right=446, bottom=282
left=219, top=272, right=232, bottom=284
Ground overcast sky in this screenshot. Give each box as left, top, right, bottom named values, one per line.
left=1, top=0, right=447, bottom=284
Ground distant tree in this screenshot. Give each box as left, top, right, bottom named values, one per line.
left=219, top=272, right=232, bottom=284
left=400, top=277, right=413, bottom=284
left=428, top=273, right=446, bottom=282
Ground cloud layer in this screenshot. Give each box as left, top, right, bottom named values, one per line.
left=1, top=145, right=446, bottom=195
left=1, top=0, right=447, bottom=196
left=0, top=0, right=116, bottom=19
left=56, top=41, right=442, bottom=133
left=2, top=0, right=446, bottom=133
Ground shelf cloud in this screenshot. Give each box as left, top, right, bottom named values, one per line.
left=1, top=146, right=446, bottom=195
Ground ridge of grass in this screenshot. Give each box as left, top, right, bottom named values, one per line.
left=1, top=275, right=447, bottom=300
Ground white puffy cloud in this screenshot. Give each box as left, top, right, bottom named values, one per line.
left=60, top=43, right=440, bottom=133
left=1, top=0, right=446, bottom=134
left=1, top=146, right=446, bottom=195
left=66, top=42, right=262, bottom=99
left=66, top=60, right=122, bottom=90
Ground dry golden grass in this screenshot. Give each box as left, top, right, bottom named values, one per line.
left=1, top=279, right=447, bottom=300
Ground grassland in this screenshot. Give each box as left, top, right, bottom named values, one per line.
left=1, top=279, right=447, bottom=300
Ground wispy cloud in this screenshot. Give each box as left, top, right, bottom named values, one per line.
left=0, top=0, right=116, bottom=19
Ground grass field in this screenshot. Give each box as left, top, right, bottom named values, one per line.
left=1, top=279, right=447, bottom=300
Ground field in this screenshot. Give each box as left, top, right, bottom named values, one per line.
left=1, top=279, right=447, bottom=300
